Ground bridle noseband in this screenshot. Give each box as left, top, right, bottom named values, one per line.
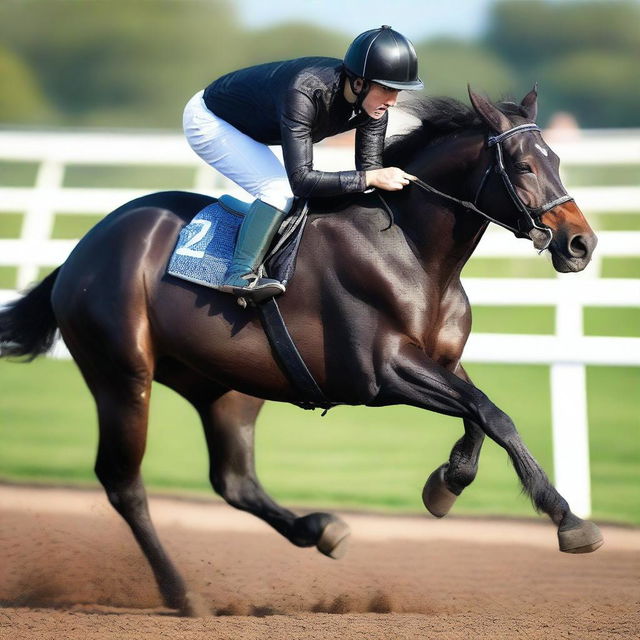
left=412, top=123, right=574, bottom=252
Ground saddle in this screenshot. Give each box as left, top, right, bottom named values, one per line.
left=168, top=194, right=307, bottom=293
left=168, top=195, right=334, bottom=412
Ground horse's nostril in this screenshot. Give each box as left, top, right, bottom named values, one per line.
left=568, top=234, right=588, bottom=258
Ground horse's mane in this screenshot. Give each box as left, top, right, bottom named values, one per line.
left=383, top=94, right=528, bottom=166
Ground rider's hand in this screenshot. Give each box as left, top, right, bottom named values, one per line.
left=365, top=167, right=416, bottom=191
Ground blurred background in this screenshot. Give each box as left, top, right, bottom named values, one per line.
left=2, top=0, right=640, bottom=129
left=0, top=0, right=640, bottom=129
left=0, top=0, right=638, bottom=524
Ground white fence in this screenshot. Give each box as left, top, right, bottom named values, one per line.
left=1, top=128, right=639, bottom=518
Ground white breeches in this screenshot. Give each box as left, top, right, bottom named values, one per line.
left=183, top=90, right=294, bottom=212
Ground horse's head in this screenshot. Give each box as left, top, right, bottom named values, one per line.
left=468, top=86, right=597, bottom=273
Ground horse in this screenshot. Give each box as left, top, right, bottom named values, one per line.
left=0, top=87, right=602, bottom=616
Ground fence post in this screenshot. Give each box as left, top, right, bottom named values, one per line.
left=550, top=277, right=592, bottom=517
left=17, top=157, right=64, bottom=289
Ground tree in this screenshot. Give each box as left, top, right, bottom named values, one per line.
left=484, top=0, right=640, bottom=126
left=539, top=51, right=640, bottom=127
left=0, top=45, right=53, bottom=124
left=0, top=0, right=245, bottom=127
left=415, top=38, right=516, bottom=104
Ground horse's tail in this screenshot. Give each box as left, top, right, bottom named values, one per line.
left=0, top=268, right=60, bottom=361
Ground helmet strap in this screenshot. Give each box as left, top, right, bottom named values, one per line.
left=347, top=75, right=370, bottom=116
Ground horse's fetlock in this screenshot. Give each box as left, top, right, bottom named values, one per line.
left=447, top=462, right=477, bottom=493
left=446, top=449, right=478, bottom=492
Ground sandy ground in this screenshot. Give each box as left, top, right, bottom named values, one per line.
left=1, top=484, right=638, bottom=639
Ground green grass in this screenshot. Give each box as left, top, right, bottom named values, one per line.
left=0, top=358, right=637, bottom=524
left=462, top=257, right=557, bottom=278
left=585, top=307, right=640, bottom=337
left=472, top=306, right=555, bottom=334
left=0, top=267, right=18, bottom=289
left=602, top=258, right=640, bottom=279
left=63, top=165, right=197, bottom=189
left=0, top=161, right=38, bottom=186
left=52, top=214, right=103, bottom=239
left=592, top=213, right=640, bottom=231
left=562, top=164, right=640, bottom=187
left=0, top=213, right=23, bottom=238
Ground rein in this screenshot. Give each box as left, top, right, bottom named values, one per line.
left=408, top=124, right=574, bottom=252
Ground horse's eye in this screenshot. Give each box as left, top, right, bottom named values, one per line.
left=515, top=162, right=533, bottom=174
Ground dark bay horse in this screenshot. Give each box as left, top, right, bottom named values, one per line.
left=1, top=88, right=602, bottom=615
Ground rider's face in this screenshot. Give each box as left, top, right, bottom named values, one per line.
left=361, top=82, right=399, bottom=119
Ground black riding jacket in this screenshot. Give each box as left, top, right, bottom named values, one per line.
left=203, top=57, right=387, bottom=199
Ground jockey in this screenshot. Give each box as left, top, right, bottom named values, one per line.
left=183, top=25, right=423, bottom=300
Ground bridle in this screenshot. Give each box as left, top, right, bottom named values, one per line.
left=411, top=123, right=574, bottom=252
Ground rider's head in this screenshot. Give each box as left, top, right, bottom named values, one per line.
left=344, top=25, right=423, bottom=117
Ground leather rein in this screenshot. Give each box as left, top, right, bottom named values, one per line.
left=409, top=123, right=574, bottom=252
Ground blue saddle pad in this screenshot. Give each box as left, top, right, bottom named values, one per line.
left=167, top=196, right=249, bottom=289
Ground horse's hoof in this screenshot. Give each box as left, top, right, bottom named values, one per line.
left=558, top=518, right=604, bottom=554
left=422, top=463, right=458, bottom=518
left=317, top=518, right=350, bottom=559
left=181, top=591, right=210, bottom=617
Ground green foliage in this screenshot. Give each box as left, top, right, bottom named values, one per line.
left=487, top=1, right=640, bottom=66
left=0, top=45, right=52, bottom=123
left=416, top=38, right=515, bottom=101
left=538, top=51, right=640, bottom=127
left=0, top=0, right=243, bottom=127
left=0, top=1, right=639, bottom=128
left=485, top=0, right=640, bottom=126
left=235, top=22, right=349, bottom=67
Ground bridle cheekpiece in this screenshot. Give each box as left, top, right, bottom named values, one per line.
left=480, top=123, right=573, bottom=251
left=411, top=122, right=574, bottom=253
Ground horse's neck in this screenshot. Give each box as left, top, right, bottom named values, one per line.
left=398, top=132, right=489, bottom=275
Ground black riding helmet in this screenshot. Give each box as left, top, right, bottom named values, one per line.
left=344, top=25, right=424, bottom=91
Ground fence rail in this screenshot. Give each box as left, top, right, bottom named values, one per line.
left=1, top=128, right=639, bottom=518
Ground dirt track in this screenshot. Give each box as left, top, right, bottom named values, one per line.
left=1, top=485, right=638, bottom=639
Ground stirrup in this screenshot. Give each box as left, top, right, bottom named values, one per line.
left=223, top=272, right=286, bottom=303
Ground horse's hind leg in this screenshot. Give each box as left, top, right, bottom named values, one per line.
left=423, top=366, right=485, bottom=517
left=89, top=371, right=205, bottom=615
left=194, top=390, right=350, bottom=559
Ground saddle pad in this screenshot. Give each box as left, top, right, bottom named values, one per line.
left=167, top=199, right=246, bottom=289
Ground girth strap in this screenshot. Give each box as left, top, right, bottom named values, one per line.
left=256, top=298, right=336, bottom=413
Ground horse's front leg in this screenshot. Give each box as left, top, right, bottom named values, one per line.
left=372, top=346, right=603, bottom=553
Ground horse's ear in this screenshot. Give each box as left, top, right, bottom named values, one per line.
left=468, top=85, right=511, bottom=133
left=520, top=84, right=538, bottom=122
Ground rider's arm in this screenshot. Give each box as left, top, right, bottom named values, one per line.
left=280, top=88, right=367, bottom=198
left=355, top=111, right=388, bottom=171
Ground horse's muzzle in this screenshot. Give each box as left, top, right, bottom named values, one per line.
left=548, top=228, right=598, bottom=273
left=539, top=201, right=598, bottom=273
